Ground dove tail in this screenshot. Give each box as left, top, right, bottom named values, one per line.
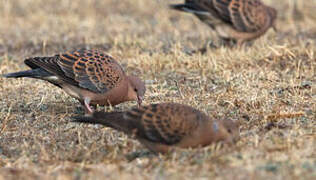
left=169, top=4, right=188, bottom=11
left=169, top=3, right=200, bottom=12
left=72, top=111, right=132, bottom=133
left=2, top=68, right=51, bottom=78
left=170, top=3, right=212, bottom=18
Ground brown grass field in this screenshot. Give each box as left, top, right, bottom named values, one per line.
left=0, top=0, right=315, bottom=179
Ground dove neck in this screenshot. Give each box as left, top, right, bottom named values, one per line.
left=238, top=12, right=275, bottom=42
left=125, top=76, right=138, bottom=102
left=199, top=119, right=232, bottom=145
left=254, top=12, right=275, bottom=38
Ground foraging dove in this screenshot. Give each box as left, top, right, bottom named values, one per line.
left=72, top=103, right=240, bottom=153
left=170, top=0, right=277, bottom=46
left=3, top=49, right=146, bottom=114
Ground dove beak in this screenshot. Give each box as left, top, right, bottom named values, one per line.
left=137, top=96, right=143, bottom=107
left=272, top=24, right=277, bottom=32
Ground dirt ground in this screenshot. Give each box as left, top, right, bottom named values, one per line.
left=0, top=0, right=315, bottom=179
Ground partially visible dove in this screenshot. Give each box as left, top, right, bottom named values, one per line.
left=170, top=0, right=277, bottom=46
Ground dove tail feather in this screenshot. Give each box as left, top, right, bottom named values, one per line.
left=72, top=111, right=132, bottom=133
left=2, top=68, right=51, bottom=78
left=170, top=3, right=211, bottom=17
left=170, top=4, right=193, bottom=12
left=170, top=3, right=200, bottom=12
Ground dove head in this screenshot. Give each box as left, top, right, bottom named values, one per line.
left=221, top=119, right=240, bottom=143
left=127, top=75, right=146, bottom=107
left=267, top=7, right=278, bottom=32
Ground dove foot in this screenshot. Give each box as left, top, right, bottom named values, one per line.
left=81, top=98, right=94, bottom=115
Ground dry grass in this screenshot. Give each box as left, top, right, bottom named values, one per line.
left=0, top=0, right=315, bottom=179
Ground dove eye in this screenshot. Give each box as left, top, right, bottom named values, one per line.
left=134, top=88, right=138, bottom=92
left=227, top=129, right=232, bottom=133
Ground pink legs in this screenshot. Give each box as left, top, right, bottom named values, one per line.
left=82, top=98, right=93, bottom=115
